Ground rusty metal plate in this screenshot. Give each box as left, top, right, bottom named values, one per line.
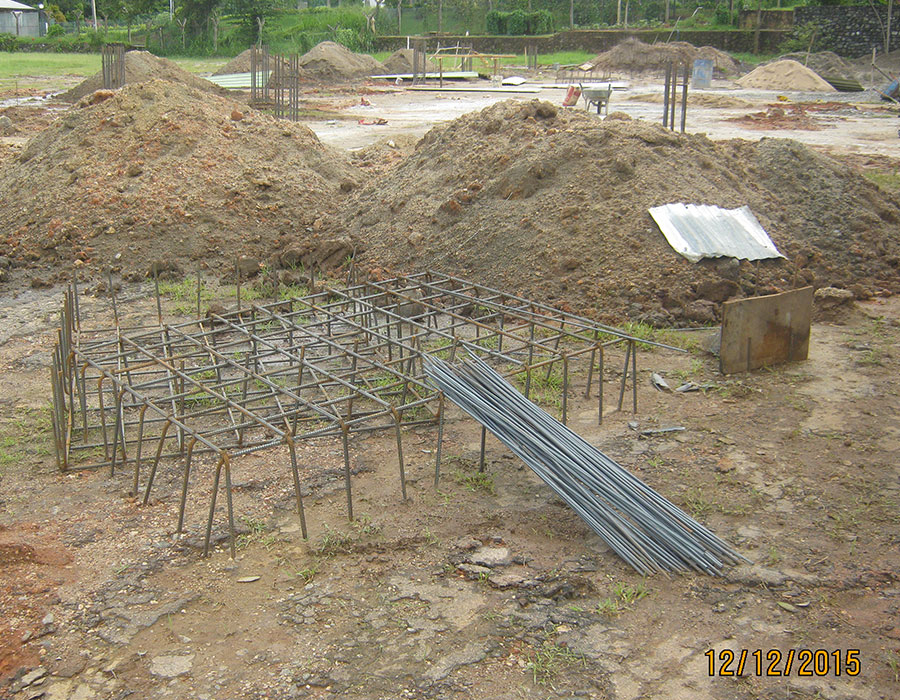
left=720, top=287, right=813, bottom=374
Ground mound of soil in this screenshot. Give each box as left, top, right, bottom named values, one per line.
left=213, top=48, right=295, bottom=76
left=335, top=100, right=900, bottom=325
left=298, top=41, right=386, bottom=82
left=0, top=79, right=358, bottom=280
left=379, top=49, right=437, bottom=75
left=58, top=51, right=227, bottom=103
left=728, top=104, right=826, bottom=131
left=737, top=59, right=837, bottom=92
left=776, top=51, right=856, bottom=80
left=591, top=39, right=739, bottom=77
left=850, top=47, right=900, bottom=78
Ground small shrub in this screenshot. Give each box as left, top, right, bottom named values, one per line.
left=0, top=33, right=17, bottom=52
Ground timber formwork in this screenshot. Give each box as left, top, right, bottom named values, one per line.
left=49, top=271, right=679, bottom=556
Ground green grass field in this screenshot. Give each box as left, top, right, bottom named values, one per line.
left=0, top=52, right=101, bottom=79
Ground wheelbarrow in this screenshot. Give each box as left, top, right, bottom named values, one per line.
left=580, top=83, right=612, bottom=115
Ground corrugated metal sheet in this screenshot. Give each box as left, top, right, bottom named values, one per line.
left=648, top=203, right=785, bottom=263
left=207, top=71, right=271, bottom=89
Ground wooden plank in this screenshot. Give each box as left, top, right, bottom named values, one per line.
left=720, top=287, right=813, bottom=374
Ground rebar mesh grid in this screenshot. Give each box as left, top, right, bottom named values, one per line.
left=49, top=271, right=682, bottom=556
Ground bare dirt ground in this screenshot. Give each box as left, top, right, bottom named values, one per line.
left=1, top=65, right=899, bottom=700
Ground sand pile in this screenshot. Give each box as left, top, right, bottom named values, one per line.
left=737, top=59, right=837, bottom=92
left=591, top=39, right=739, bottom=77
left=1, top=79, right=358, bottom=279
left=59, top=51, right=227, bottom=103
left=379, top=49, right=437, bottom=75
left=334, top=100, right=900, bottom=324
left=297, top=41, right=385, bottom=82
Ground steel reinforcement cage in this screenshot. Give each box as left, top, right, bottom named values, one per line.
left=49, top=270, right=681, bottom=556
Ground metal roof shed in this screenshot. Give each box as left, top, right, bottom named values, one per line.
left=1, top=0, right=40, bottom=37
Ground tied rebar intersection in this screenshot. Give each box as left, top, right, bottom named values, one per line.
left=49, top=271, right=680, bottom=558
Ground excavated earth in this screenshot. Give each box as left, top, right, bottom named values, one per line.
left=58, top=51, right=228, bottom=103
left=334, top=100, right=900, bottom=325
left=590, top=38, right=739, bottom=77
left=0, top=79, right=358, bottom=283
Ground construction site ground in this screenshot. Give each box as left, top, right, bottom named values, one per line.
left=1, top=64, right=899, bottom=700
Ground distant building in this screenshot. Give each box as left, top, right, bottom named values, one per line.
left=1, top=0, right=39, bottom=37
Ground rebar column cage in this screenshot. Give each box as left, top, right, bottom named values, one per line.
left=49, top=271, right=681, bottom=555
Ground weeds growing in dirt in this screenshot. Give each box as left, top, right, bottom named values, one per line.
left=596, top=581, right=649, bottom=617
left=596, top=597, right=619, bottom=617
left=316, top=524, right=355, bottom=556
left=295, top=561, right=321, bottom=583
left=525, top=642, right=585, bottom=685
left=453, top=468, right=496, bottom=495
left=885, top=650, right=900, bottom=683
left=0, top=406, right=52, bottom=474
left=158, top=277, right=213, bottom=316
left=684, top=487, right=715, bottom=519
left=613, top=581, right=648, bottom=605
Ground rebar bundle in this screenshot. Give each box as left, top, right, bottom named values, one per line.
left=425, top=354, right=747, bottom=576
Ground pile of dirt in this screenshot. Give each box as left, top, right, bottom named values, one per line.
left=213, top=49, right=294, bottom=76
left=297, top=41, right=386, bottom=82
left=58, top=51, right=227, bottom=103
left=776, top=51, right=856, bottom=80
left=850, top=47, right=900, bottom=78
left=0, top=79, right=358, bottom=280
left=590, top=39, right=739, bottom=77
left=334, top=100, right=900, bottom=324
left=736, top=59, right=837, bottom=92
left=379, top=49, right=437, bottom=75
left=728, top=104, right=826, bottom=131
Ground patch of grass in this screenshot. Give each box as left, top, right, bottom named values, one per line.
left=536, top=50, right=595, bottom=67
left=0, top=51, right=100, bottom=80
left=158, top=277, right=214, bottom=316
left=684, top=487, right=715, bottom=519
left=314, top=514, right=381, bottom=557
left=863, top=170, right=900, bottom=194
left=316, top=524, right=355, bottom=556
left=452, top=465, right=496, bottom=496
left=0, top=406, right=52, bottom=473
left=525, top=641, right=585, bottom=685
left=235, top=516, right=269, bottom=549
left=423, top=527, right=440, bottom=546
left=279, top=283, right=309, bottom=301
left=613, top=581, right=648, bottom=606
left=170, top=57, right=229, bottom=75
left=295, top=561, right=321, bottom=583
left=730, top=51, right=780, bottom=65
left=596, top=597, right=619, bottom=617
